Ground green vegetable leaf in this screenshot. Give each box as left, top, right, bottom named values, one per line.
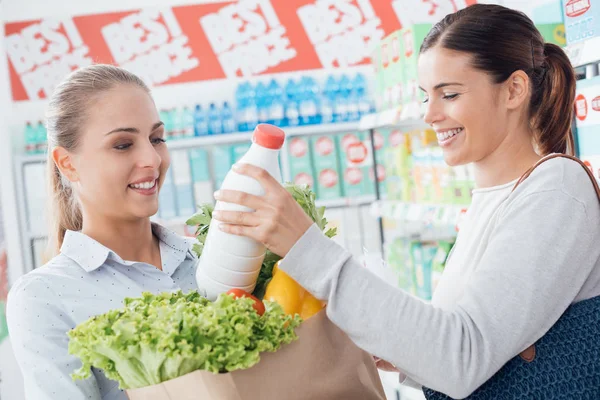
left=68, top=291, right=300, bottom=389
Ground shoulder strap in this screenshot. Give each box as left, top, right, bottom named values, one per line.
left=515, top=153, right=600, bottom=363
left=512, top=153, right=600, bottom=201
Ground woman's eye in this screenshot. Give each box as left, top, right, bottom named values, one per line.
left=151, top=137, right=166, bottom=145
left=422, top=98, right=429, bottom=104
left=443, top=93, right=459, bottom=100
left=114, top=143, right=132, bottom=150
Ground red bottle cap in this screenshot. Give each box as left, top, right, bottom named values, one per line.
left=253, top=124, right=285, bottom=150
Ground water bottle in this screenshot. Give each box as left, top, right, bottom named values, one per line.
left=324, top=75, right=340, bottom=122
left=182, top=106, right=195, bottom=138
left=256, top=82, right=269, bottom=124
left=246, top=83, right=259, bottom=131
left=24, top=122, right=36, bottom=154
left=208, top=103, right=222, bottom=135
left=285, top=78, right=300, bottom=127
left=336, top=75, right=352, bottom=123
left=221, top=102, right=236, bottom=134
left=347, top=90, right=361, bottom=122
left=353, top=73, right=372, bottom=116
left=35, top=121, right=47, bottom=154
left=268, top=79, right=285, bottom=126
left=172, top=107, right=185, bottom=139
left=235, top=83, right=248, bottom=132
left=196, top=124, right=285, bottom=300
left=194, top=105, right=209, bottom=136
left=298, top=77, right=310, bottom=126
left=163, top=109, right=175, bottom=140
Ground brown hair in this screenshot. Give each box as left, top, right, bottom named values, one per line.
left=420, top=4, right=576, bottom=155
left=45, top=64, right=150, bottom=256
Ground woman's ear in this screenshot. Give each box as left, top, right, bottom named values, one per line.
left=504, top=70, right=530, bottom=111
left=52, top=146, right=79, bottom=183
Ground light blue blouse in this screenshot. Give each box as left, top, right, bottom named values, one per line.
left=7, top=224, right=200, bottom=400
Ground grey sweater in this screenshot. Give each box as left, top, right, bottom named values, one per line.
left=280, top=157, right=600, bottom=399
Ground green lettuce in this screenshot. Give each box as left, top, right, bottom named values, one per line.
left=68, top=291, right=300, bottom=389
left=186, top=183, right=337, bottom=299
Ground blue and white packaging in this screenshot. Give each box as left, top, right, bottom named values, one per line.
left=563, top=0, right=600, bottom=44
left=171, top=150, right=195, bottom=217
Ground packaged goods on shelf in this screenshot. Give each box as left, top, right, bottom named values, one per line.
left=563, top=0, right=600, bottom=45
left=575, top=76, right=600, bottom=178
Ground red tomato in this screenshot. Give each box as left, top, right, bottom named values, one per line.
left=226, top=289, right=266, bottom=316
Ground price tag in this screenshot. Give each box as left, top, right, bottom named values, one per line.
left=566, top=42, right=584, bottom=67
left=359, top=113, right=378, bottom=130
left=406, top=203, right=422, bottom=222
left=379, top=108, right=399, bottom=127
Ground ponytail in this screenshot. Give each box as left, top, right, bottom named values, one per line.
left=46, top=155, right=82, bottom=257
left=532, top=43, right=576, bottom=156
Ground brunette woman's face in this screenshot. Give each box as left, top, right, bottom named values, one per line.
left=418, top=47, right=511, bottom=166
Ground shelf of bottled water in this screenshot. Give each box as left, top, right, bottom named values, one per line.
left=21, top=73, right=374, bottom=155
left=164, top=73, right=374, bottom=141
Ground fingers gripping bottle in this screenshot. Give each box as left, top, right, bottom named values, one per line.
left=196, top=124, right=285, bottom=300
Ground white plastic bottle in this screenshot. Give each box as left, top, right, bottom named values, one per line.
left=196, top=124, right=285, bottom=300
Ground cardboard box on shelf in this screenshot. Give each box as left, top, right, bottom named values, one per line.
left=189, top=148, right=214, bottom=206
left=310, top=135, right=342, bottom=200
left=158, top=167, right=178, bottom=220
left=563, top=0, right=600, bottom=44
left=338, top=132, right=370, bottom=198
left=536, top=23, right=567, bottom=46
left=412, top=241, right=437, bottom=301
left=575, top=76, right=600, bottom=178
left=287, top=136, right=316, bottom=189
left=401, top=24, right=432, bottom=108
left=431, top=241, right=454, bottom=294
left=212, top=145, right=234, bottom=190
left=171, top=150, right=196, bottom=218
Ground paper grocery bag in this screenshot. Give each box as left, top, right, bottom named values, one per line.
left=127, top=310, right=386, bottom=400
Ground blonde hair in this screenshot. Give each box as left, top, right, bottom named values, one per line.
left=45, top=64, right=150, bottom=256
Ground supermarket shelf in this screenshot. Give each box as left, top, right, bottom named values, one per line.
left=166, top=122, right=360, bottom=150
left=359, top=105, right=428, bottom=131
left=315, top=195, right=376, bottom=209
left=566, top=37, right=600, bottom=68
left=27, top=232, right=47, bottom=241
left=372, top=200, right=465, bottom=241
left=154, top=195, right=378, bottom=229
left=16, top=122, right=363, bottom=164
left=16, top=153, right=47, bottom=165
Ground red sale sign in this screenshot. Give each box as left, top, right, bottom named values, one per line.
left=4, top=0, right=478, bottom=101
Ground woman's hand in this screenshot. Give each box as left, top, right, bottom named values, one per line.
left=212, top=163, right=314, bottom=257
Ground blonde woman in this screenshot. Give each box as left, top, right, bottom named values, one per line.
left=8, top=65, right=199, bottom=400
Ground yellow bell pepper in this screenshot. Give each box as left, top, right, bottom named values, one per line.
left=264, top=261, right=325, bottom=320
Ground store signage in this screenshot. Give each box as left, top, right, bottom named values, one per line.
left=319, top=168, right=339, bottom=187
left=316, top=136, right=335, bottom=156
left=4, top=1, right=480, bottom=101
left=200, top=0, right=297, bottom=77
left=575, top=93, right=588, bottom=121
left=297, top=0, right=385, bottom=68
left=593, top=96, right=600, bottom=112
left=5, top=18, right=92, bottom=100
left=101, top=9, right=199, bottom=86
left=565, top=0, right=591, bottom=18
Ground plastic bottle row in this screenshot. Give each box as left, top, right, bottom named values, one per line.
left=160, top=102, right=236, bottom=140
left=235, top=73, right=374, bottom=132
left=24, top=121, right=48, bottom=155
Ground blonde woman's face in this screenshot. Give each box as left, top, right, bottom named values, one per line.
left=72, top=85, right=170, bottom=222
